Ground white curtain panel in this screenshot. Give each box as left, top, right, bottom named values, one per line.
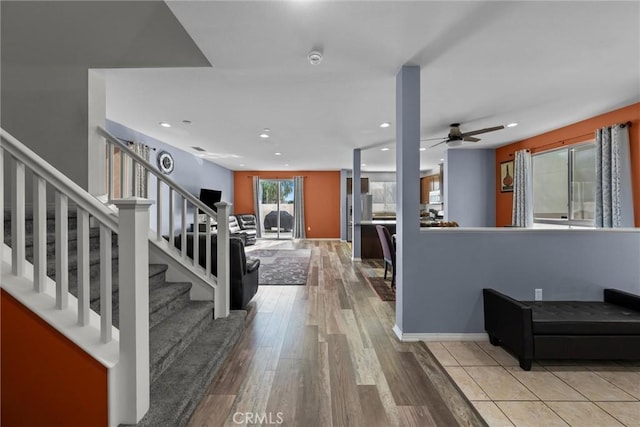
left=293, top=176, right=306, bottom=239
left=252, top=176, right=262, bottom=237
left=512, top=149, right=533, bottom=227
left=595, top=124, right=633, bottom=228
left=131, top=142, right=150, bottom=197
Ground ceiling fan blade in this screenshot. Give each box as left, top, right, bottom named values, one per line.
left=462, top=125, right=504, bottom=137
left=463, top=136, right=480, bottom=142
left=429, top=140, right=448, bottom=148
left=420, top=136, right=447, bottom=141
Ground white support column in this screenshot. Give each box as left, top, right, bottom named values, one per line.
left=156, top=180, right=162, bottom=242
left=55, top=192, right=69, bottom=309
left=33, top=175, right=47, bottom=292
left=11, top=158, right=25, bottom=276
left=351, top=149, right=362, bottom=261
left=214, top=202, right=230, bottom=318
left=100, top=225, right=112, bottom=343
left=113, top=197, right=153, bottom=423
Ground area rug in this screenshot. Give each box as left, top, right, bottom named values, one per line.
left=359, top=264, right=396, bottom=302
left=250, top=249, right=311, bottom=285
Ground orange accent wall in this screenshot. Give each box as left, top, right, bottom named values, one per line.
left=234, top=171, right=341, bottom=238
left=496, top=102, right=640, bottom=227
left=1, top=290, right=108, bottom=427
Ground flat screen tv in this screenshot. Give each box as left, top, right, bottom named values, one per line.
left=199, top=188, right=222, bottom=213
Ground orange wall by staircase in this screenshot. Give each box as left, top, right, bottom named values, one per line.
left=234, top=171, right=341, bottom=238
left=1, top=290, right=108, bottom=427
left=495, top=102, right=640, bottom=227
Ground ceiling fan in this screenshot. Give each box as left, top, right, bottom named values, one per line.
left=422, top=123, right=505, bottom=148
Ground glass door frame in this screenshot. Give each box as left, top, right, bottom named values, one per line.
left=259, top=178, right=295, bottom=240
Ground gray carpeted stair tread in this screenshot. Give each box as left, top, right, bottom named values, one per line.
left=4, top=226, right=102, bottom=247
left=128, top=310, right=247, bottom=427
left=106, top=280, right=191, bottom=330
left=149, top=301, right=215, bottom=384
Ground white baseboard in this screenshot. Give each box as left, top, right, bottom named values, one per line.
left=393, top=325, right=488, bottom=342
left=351, top=257, right=361, bottom=261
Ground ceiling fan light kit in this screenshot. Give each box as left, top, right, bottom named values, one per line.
left=424, top=122, right=506, bottom=148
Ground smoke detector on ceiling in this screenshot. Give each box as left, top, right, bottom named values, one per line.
left=307, top=50, right=323, bottom=65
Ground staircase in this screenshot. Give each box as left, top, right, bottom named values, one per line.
left=4, top=209, right=246, bottom=427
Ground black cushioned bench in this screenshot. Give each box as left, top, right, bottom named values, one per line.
left=483, top=288, right=640, bottom=370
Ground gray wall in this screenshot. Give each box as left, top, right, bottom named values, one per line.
left=444, top=148, right=496, bottom=227
left=106, top=120, right=234, bottom=235
left=1, top=1, right=209, bottom=191
left=401, top=228, right=640, bottom=334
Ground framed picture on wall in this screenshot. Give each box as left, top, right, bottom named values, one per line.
left=500, top=160, right=514, bottom=192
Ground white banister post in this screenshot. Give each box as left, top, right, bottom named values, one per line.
left=113, top=197, right=153, bottom=423
left=11, top=158, right=25, bottom=276
left=215, top=202, right=230, bottom=318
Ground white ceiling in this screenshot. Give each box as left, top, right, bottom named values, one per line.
left=105, top=1, right=640, bottom=172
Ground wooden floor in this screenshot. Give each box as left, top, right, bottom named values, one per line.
left=187, top=240, right=484, bottom=427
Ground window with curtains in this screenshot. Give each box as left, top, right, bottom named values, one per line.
left=532, top=142, right=596, bottom=226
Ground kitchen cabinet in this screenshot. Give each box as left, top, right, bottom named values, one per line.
left=420, top=174, right=440, bottom=203
left=346, top=177, right=369, bottom=194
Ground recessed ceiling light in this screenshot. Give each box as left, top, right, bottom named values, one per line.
left=275, top=152, right=281, bottom=156
left=308, top=50, right=323, bottom=65
left=379, top=122, right=391, bottom=128
left=285, top=163, right=289, bottom=167
left=259, top=133, right=270, bottom=139
left=159, top=122, right=171, bottom=128
left=361, top=163, right=366, bottom=167
left=239, top=164, right=245, bottom=167
left=419, top=147, right=426, bottom=152
left=507, top=122, right=519, bottom=128
left=182, top=120, right=192, bottom=125
left=263, top=128, right=270, bottom=132
left=440, top=158, right=444, bottom=162
left=381, top=147, right=390, bottom=151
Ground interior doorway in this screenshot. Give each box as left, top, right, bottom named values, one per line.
left=259, top=179, right=294, bottom=240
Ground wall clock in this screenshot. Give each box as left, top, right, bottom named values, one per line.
left=157, top=151, right=175, bottom=174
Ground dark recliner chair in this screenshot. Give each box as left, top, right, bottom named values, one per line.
left=235, top=214, right=258, bottom=246
left=175, top=234, right=260, bottom=310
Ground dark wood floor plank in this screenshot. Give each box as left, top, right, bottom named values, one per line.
left=327, top=334, right=366, bottom=427
left=265, top=358, right=301, bottom=426
left=186, top=394, right=235, bottom=427
left=358, top=385, right=392, bottom=427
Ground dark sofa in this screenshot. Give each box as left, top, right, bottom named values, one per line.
left=483, top=288, right=640, bottom=370
left=176, top=234, right=260, bottom=310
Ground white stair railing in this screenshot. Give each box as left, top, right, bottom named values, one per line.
left=1, top=128, right=151, bottom=425
left=97, top=127, right=230, bottom=318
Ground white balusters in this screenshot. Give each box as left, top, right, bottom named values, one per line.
left=55, top=193, right=68, bottom=310
left=181, top=197, right=187, bottom=259
left=120, top=150, right=125, bottom=198
left=77, top=209, right=90, bottom=326
left=215, top=202, right=230, bottom=318
left=107, top=144, right=114, bottom=201
left=32, top=174, right=47, bottom=292
left=100, top=225, right=112, bottom=343
left=168, top=188, right=175, bottom=247
left=156, top=179, right=162, bottom=242
left=193, top=207, right=199, bottom=267
left=205, top=215, right=212, bottom=277
left=10, top=158, right=25, bottom=276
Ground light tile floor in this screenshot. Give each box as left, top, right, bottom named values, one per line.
left=425, top=341, right=640, bottom=427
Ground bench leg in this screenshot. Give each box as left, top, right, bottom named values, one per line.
left=519, top=357, right=532, bottom=371
left=488, top=334, right=500, bottom=346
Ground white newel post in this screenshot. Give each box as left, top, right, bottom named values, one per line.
left=114, top=197, right=153, bottom=423
left=215, top=202, right=230, bottom=318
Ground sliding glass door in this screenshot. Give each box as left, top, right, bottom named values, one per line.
left=259, top=179, right=294, bottom=240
